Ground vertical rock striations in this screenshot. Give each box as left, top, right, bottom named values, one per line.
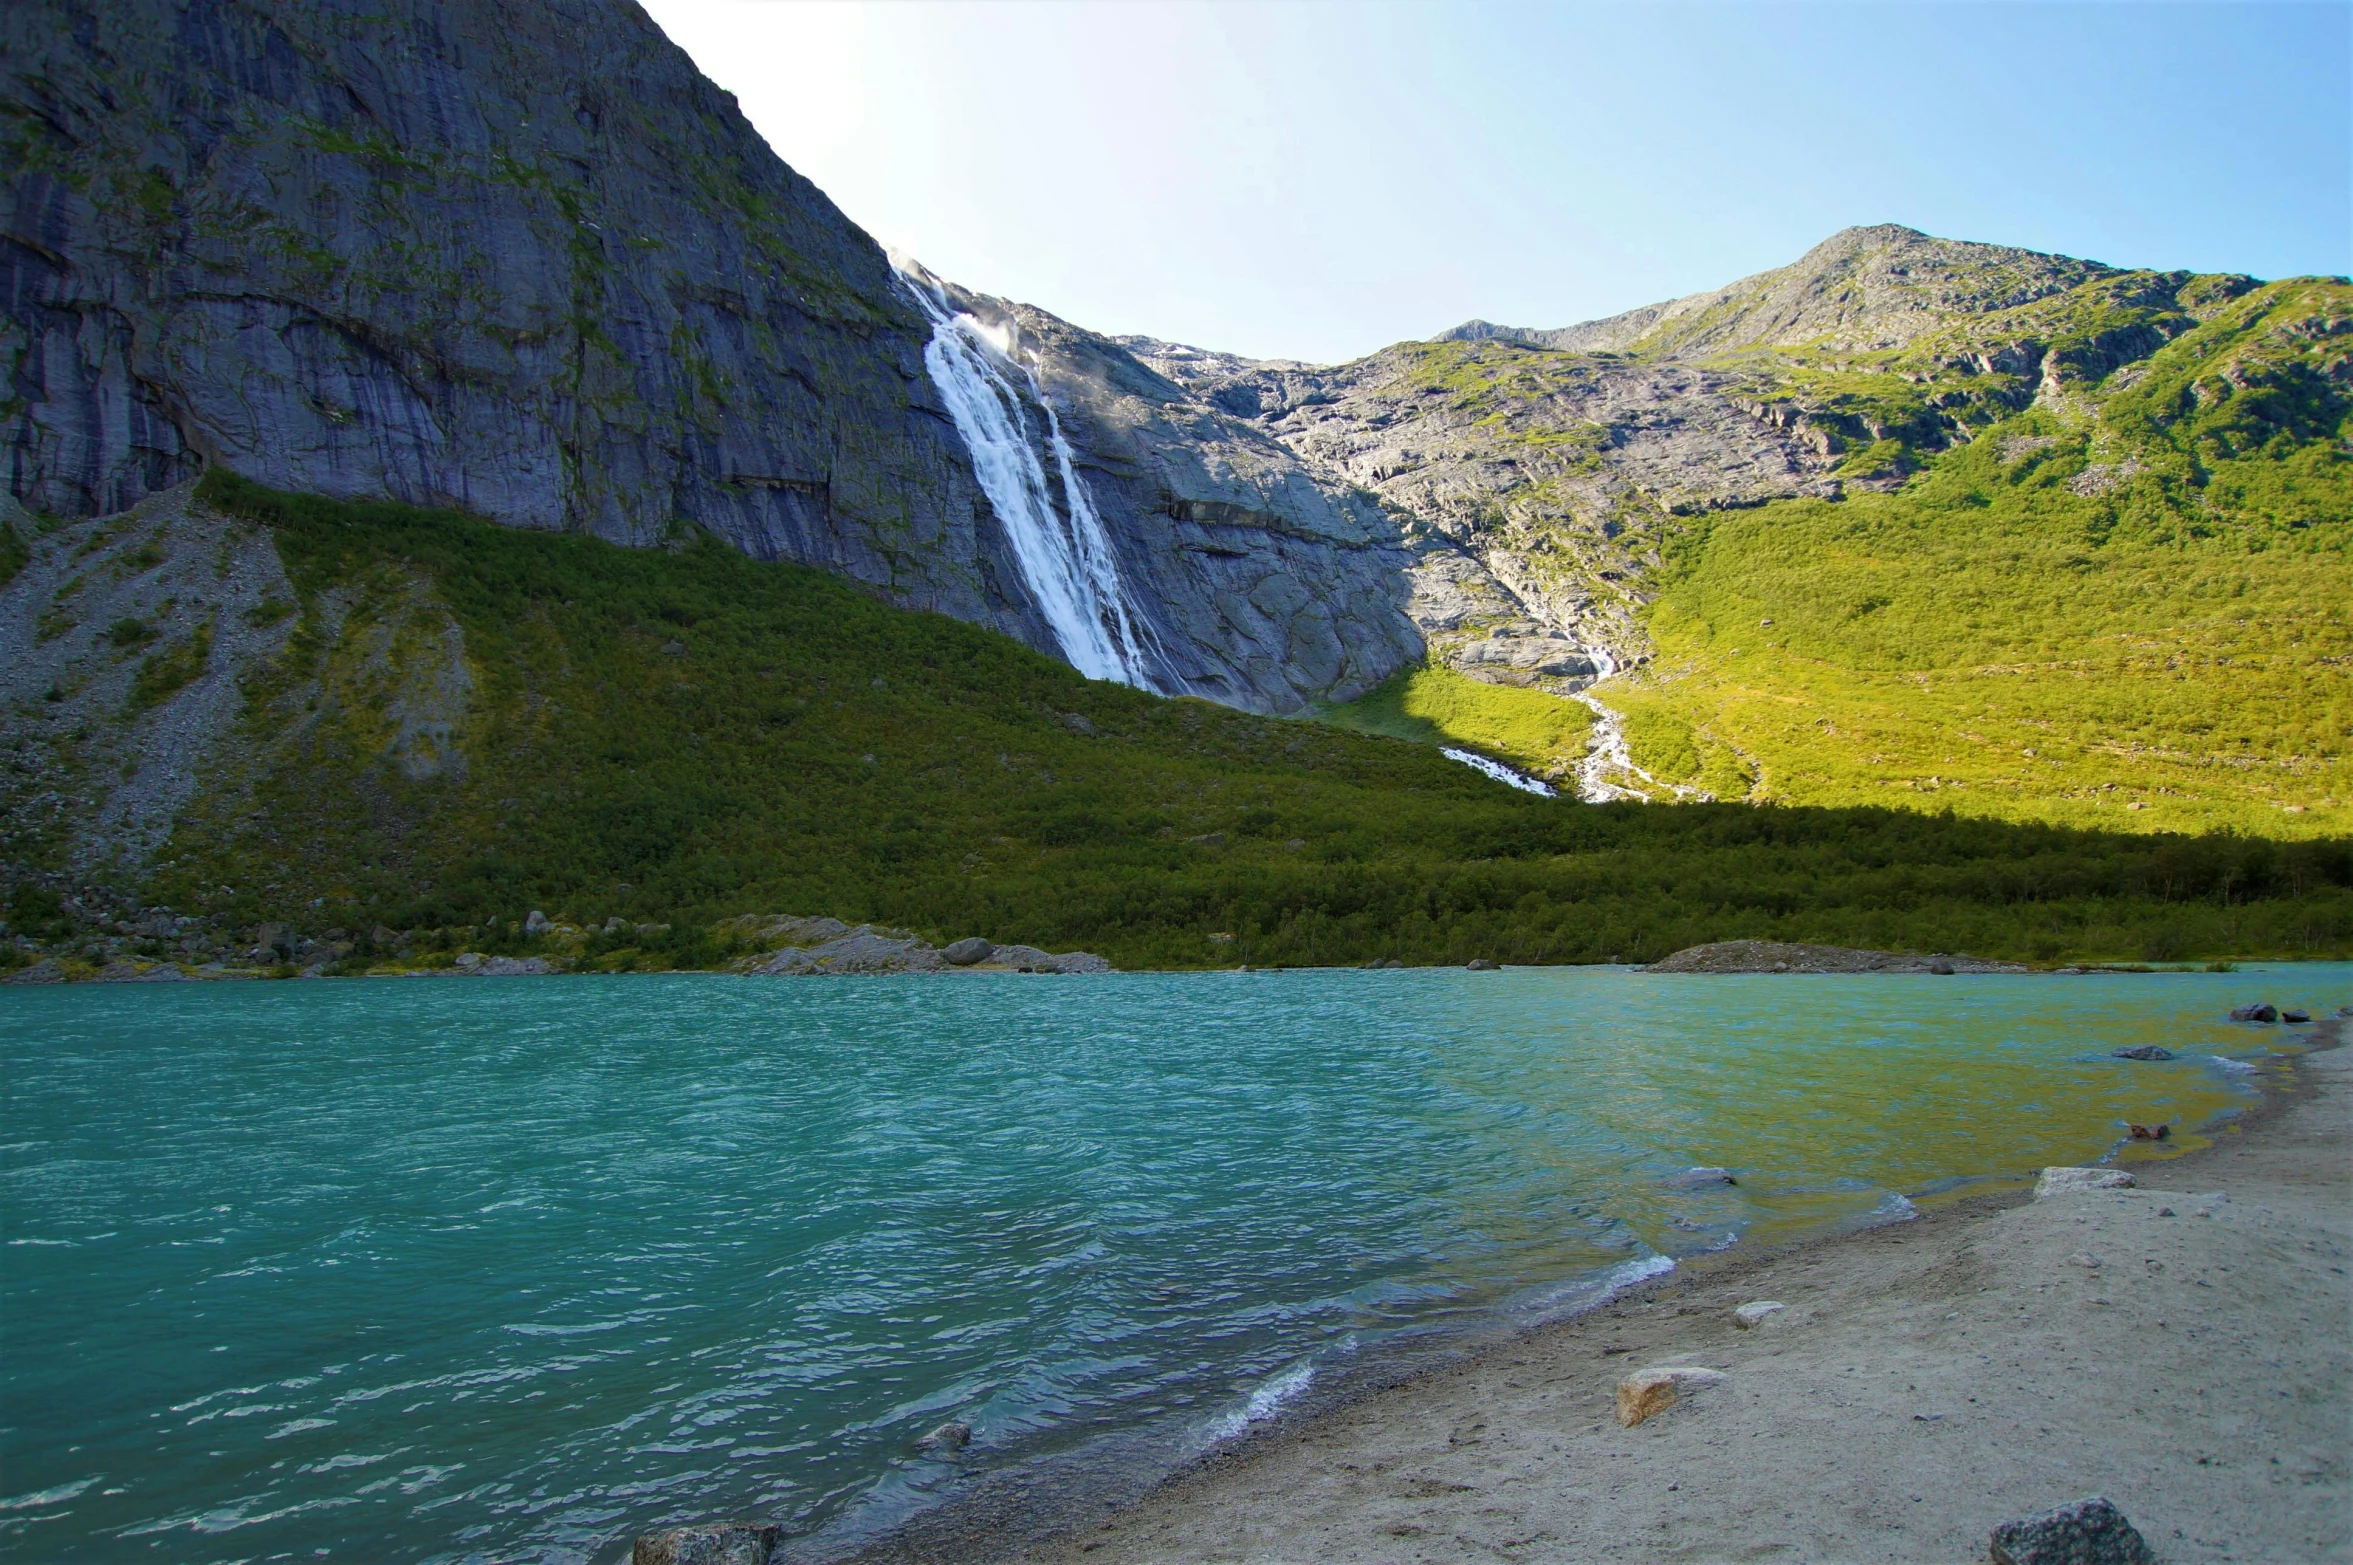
left=0, top=0, right=1423, bottom=711
left=928, top=280, right=1422, bottom=712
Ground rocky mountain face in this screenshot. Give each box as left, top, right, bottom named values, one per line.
left=932, top=282, right=1419, bottom=711
left=1117, top=226, right=2290, bottom=701
left=4, top=0, right=2332, bottom=816
left=1439, top=225, right=2115, bottom=358
left=1, top=0, right=1419, bottom=714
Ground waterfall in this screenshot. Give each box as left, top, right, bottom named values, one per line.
left=1568, top=645, right=1715, bottom=803
left=901, top=279, right=1164, bottom=691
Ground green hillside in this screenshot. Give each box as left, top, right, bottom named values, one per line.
left=1605, top=274, right=2350, bottom=835
left=1323, top=271, right=2349, bottom=837
left=6, top=472, right=2346, bottom=973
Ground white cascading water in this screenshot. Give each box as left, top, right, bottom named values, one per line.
left=1568, top=645, right=1711, bottom=802
left=1441, top=747, right=1557, bottom=797
left=902, top=280, right=1162, bottom=690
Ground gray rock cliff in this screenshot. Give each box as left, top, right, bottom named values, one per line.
left=0, top=0, right=1420, bottom=712
left=937, top=284, right=1421, bottom=712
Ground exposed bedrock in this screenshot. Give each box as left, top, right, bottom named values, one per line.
left=0, top=0, right=1422, bottom=713
left=936, top=286, right=1423, bottom=712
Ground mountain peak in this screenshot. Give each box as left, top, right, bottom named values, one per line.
left=1436, top=226, right=2116, bottom=359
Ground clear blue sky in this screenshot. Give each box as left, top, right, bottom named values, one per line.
left=643, top=1, right=2352, bottom=364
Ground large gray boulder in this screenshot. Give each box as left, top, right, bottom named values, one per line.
left=1988, top=1496, right=2155, bottom=1565
left=632, top=1522, right=778, bottom=1565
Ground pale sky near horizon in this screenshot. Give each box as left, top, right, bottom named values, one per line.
left=641, top=1, right=2352, bottom=365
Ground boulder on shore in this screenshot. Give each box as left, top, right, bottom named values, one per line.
left=1988, top=1496, right=2155, bottom=1565
left=1644, top=940, right=2025, bottom=974
left=1615, top=1365, right=1726, bottom=1427
left=2034, top=1167, right=2135, bottom=1200
left=632, top=1521, right=779, bottom=1565
left=736, top=922, right=1113, bottom=977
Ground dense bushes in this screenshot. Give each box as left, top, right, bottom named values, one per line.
left=148, top=472, right=2352, bottom=968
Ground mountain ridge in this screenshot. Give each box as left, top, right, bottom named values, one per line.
left=1432, top=223, right=2125, bottom=359
left=2, top=0, right=2346, bottom=970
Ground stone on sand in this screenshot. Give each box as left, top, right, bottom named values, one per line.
left=2033, top=1167, right=2134, bottom=1200
left=1987, top=1495, right=2155, bottom=1565
left=1615, top=1366, right=1726, bottom=1427
left=1732, top=1301, right=1785, bottom=1329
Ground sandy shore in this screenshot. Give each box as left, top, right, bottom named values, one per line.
left=958, top=1019, right=2348, bottom=1565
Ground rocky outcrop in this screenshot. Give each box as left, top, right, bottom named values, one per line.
left=940, top=286, right=1421, bottom=711
left=0, top=483, right=299, bottom=877
left=1643, top=940, right=2028, bottom=973
left=1125, top=227, right=2250, bottom=691
left=728, top=917, right=1112, bottom=976
left=0, top=0, right=1419, bottom=714
left=1435, top=226, right=2114, bottom=359
left=1, top=1, right=1009, bottom=600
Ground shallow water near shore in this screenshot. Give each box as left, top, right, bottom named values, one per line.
left=3, top=964, right=2344, bottom=1562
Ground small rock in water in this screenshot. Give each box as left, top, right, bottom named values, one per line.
left=1987, top=1495, right=2156, bottom=1565
left=2126, top=1123, right=2170, bottom=1141
left=1732, top=1301, right=1785, bottom=1329
left=1615, top=1366, right=1726, bottom=1427
left=1667, top=1167, right=1738, bottom=1190
left=632, top=1521, right=781, bottom=1565
left=941, top=937, right=993, bottom=967
left=1465, top=957, right=1501, bottom=971
left=2281, top=1008, right=2311, bottom=1023
left=2034, top=1167, right=2135, bottom=1200
left=2229, top=1002, right=2279, bottom=1023
left=2110, top=1045, right=2174, bottom=1061
left=915, top=1419, right=971, bottom=1452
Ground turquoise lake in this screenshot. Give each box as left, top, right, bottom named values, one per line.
left=2, top=965, right=2344, bottom=1562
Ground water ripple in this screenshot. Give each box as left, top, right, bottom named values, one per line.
left=3, top=964, right=2337, bottom=1562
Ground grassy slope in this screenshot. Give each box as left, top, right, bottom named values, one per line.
left=1314, top=663, right=1594, bottom=782
left=1609, top=276, right=2350, bottom=836
left=90, top=472, right=2353, bottom=969
left=1322, top=273, right=2350, bottom=838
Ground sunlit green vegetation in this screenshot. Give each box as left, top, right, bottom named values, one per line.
left=1316, top=663, right=1592, bottom=782
left=1607, top=275, right=2350, bottom=838
left=114, top=472, right=2353, bottom=970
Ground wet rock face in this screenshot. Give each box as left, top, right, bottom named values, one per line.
left=3, top=0, right=1054, bottom=640
left=1118, top=225, right=2153, bottom=688
left=944, top=290, right=1424, bottom=712
left=0, top=0, right=1426, bottom=715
